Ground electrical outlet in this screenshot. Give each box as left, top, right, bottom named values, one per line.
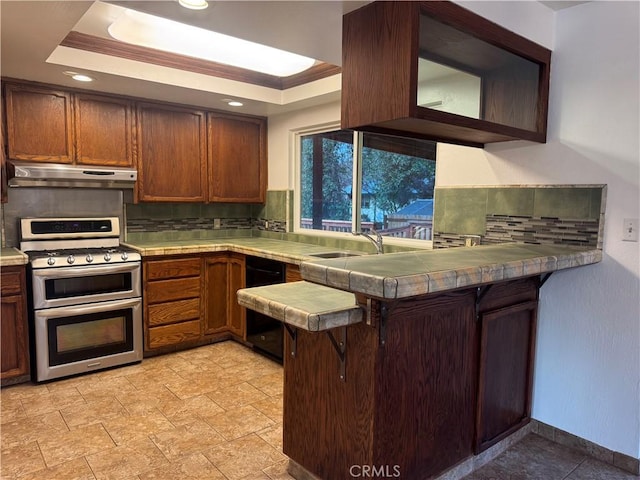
left=623, top=218, right=638, bottom=242
left=264, top=220, right=269, bottom=230
left=213, top=218, right=221, bottom=230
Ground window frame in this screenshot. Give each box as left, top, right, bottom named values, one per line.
left=292, top=122, right=435, bottom=249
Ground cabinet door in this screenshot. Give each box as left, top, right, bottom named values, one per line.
left=203, top=255, right=230, bottom=335
left=4, top=83, right=74, bottom=163
left=475, top=300, right=538, bottom=452
left=137, top=103, right=207, bottom=202
left=1, top=267, right=29, bottom=382
left=208, top=113, right=266, bottom=203
left=227, top=254, right=246, bottom=337
left=75, top=93, right=134, bottom=167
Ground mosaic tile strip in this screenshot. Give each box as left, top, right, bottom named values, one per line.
left=434, top=215, right=600, bottom=249
left=126, top=217, right=252, bottom=232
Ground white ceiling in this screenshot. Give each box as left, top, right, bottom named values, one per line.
left=0, top=1, right=586, bottom=117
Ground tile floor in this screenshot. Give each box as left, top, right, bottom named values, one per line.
left=1, top=341, right=636, bottom=480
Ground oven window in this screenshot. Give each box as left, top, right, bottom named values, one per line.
left=48, top=309, right=134, bottom=366
left=45, top=273, right=132, bottom=300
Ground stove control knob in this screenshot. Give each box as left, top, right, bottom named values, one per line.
left=47, top=257, right=56, bottom=266
left=67, top=254, right=75, bottom=265
left=86, top=254, right=94, bottom=263
left=121, top=252, right=128, bottom=261
left=104, top=252, right=112, bottom=262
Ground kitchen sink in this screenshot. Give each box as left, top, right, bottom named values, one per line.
left=308, top=251, right=364, bottom=259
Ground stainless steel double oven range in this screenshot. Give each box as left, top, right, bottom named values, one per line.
left=20, top=217, right=142, bottom=382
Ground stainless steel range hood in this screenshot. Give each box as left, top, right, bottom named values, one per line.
left=7, top=162, right=137, bottom=189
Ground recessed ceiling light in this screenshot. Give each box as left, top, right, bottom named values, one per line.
left=63, top=71, right=93, bottom=82
left=227, top=101, right=243, bottom=107
left=108, top=9, right=316, bottom=77
left=178, top=0, right=208, bottom=10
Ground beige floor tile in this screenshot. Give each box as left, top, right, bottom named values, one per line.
left=206, top=381, right=269, bottom=410
left=60, top=395, right=128, bottom=429
left=251, top=394, right=284, bottom=422
left=0, top=395, right=27, bottom=425
left=149, top=419, right=226, bottom=461
left=263, top=460, right=298, bottom=480
left=85, top=437, right=169, bottom=480
left=201, top=404, right=275, bottom=441
left=102, top=408, right=175, bottom=446
left=157, top=393, right=225, bottom=426
left=138, top=452, right=226, bottom=480
left=20, top=387, right=86, bottom=417
left=76, top=376, right=137, bottom=402
left=17, top=457, right=97, bottom=480
left=1, top=411, right=69, bottom=449
left=0, top=440, right=46, bottom=478
left=115, top=385, right=179, bottom=415
left=0, top=382, right=50, bottom=402
left=124, top=368, right=184, bottom=390
left=165, top=371, right=235, bottom=400
left=256, top=423, right=284, bottom=451
left=204, top=433, right=286, bottom=480
left=248, top=372, right=284, bottom=397
left=38, top=423, right=115, bottom=467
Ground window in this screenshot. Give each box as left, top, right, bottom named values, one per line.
left=296, top=127, right=436, bottom=243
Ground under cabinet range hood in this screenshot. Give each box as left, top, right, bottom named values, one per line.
left=7, top=162, right=137, bottom=189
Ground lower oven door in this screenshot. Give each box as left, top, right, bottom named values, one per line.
left=31, top=262, right=141, bottom=310
left=33, top=297, right=142, bottom=382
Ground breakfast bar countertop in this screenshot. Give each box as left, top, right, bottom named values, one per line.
left=125, top=237, right=601, bottom=300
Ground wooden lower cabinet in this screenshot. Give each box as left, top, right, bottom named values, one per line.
left=283, top=277, right=540, bottom=479
left=204, top=253, right=246, bottom=338
left=144, top=257, right=203, bottom=351
left=1, top=266, right=30, bottom=385
left=285, top=264, right=303, bottom=283
left=475, top=278, right=538, bottom=452
left=144, top=253, right=247, bottom=354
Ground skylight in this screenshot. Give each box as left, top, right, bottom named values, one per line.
left=107, top=9, right=316, bottom=77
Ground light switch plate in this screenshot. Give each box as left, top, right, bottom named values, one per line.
left=623, top=218, right=638, bottom=242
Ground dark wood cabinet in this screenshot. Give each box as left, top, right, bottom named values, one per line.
left=4, top=83, right=74, bottom=163
left=475, top=278, right=538, bottom=452
left=208, top=113, right=267, bottom=203
left=137, top=103, right=208, bottom=202
left=144, top=257, right=203, bottom=351
left=1, top=266, right=30, bottom=385
left=341, top=1, right=551, bottom=147
left=283, top=277, right=541, bottom=479
left=203, top=253, right=246, bottom=338
left=74, top=93, right=135, bottom=167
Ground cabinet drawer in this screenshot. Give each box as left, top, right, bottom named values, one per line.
left=148, top=298, right=200, bottom=327
left=1, top=270, right=23, bottom=296
left=145, top=258, right=201, bottom=281
left=146, top=277, right=201, bottom=304
left=148, top=320, right=201, bottom=349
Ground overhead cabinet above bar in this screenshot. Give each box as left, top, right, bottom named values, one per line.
left=341, top=1, right=552, bottom=148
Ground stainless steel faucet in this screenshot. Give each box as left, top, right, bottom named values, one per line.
left=353, top=230, right=384, bottom=254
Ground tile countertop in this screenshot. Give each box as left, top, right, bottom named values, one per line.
left=0, top=247, right=29, bottom=267
left=122, top=237, right=376, bottom=265
left=125, top=237, right=601, bottom=300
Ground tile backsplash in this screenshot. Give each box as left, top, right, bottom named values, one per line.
left=433, top=185, right=606, bottom=249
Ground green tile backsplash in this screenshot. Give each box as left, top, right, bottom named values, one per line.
left=433, top=185, right=606, bottom=249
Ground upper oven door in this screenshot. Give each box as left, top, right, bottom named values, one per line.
left=31, top=262, right=141, bottom=309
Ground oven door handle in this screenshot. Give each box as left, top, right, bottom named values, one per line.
left=32, top=262, right=140, bottom=279
left=38, top=297, right=142, bottom=319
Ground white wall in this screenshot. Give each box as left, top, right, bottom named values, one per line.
left=267, top=100, right=341, bottom=190
left=438, top=1, right=640, bottom=459
left=266, top=0, right=640, bottom=459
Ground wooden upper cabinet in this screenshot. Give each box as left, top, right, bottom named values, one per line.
left=208, top=113, right=266, bottom=203
left=137, top=103, right=207, bottom=202
left=4, top=83, right=74, bottom=163
left=341, top=1, right=551, bottom=147
left=74, top=93, right=134, bottom=167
